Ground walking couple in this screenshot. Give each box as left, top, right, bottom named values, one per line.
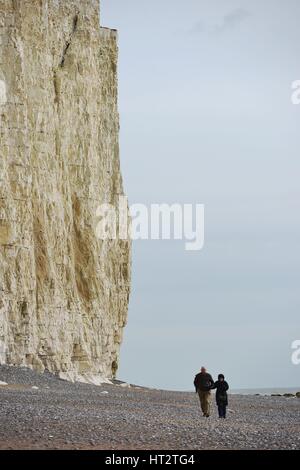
left=194, top=366, right=229, bottom=418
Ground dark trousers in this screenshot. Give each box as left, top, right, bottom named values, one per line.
left=218, top=404, right=227, bottom=418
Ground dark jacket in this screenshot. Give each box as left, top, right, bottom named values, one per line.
left=212, top=380, right=229, bottom=406
left=194, top=372, right=214, bottom=392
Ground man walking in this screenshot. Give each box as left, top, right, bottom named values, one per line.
left=194, top=366, right=214, bottom=417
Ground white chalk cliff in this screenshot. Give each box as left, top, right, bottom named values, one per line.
left=0, top=0, right=131, bottom=383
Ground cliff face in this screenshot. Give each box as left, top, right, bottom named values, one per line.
left=0, top=0, right=131, bottom=383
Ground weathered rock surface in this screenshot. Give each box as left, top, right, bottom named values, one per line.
left=0, top=0, right=131, bottom=382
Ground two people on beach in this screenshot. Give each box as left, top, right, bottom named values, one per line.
left=194, top=366, right=229, bottom=418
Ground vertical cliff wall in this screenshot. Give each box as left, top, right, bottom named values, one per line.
left=0, top=0, right=131, bottom=382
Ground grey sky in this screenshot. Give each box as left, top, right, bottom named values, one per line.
left=101, top=0, right=300, bottom=390
left=190, top=7, right=251, bottom=34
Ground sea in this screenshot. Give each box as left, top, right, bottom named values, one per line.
left=230, top=387, right=300, bottom=395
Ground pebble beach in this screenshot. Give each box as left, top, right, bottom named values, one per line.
left=0, top=365, right=299, bottom=450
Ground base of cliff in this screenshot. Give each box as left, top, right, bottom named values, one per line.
left=0, top=365, right=299, bottom=450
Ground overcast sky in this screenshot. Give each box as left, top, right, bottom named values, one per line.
left=101, top=0, right=300, bottom=390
